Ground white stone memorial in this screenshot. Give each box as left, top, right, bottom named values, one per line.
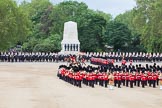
left=60, top=21, right=80, bottom=54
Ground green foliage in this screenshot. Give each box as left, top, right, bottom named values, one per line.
left=79, top=10, right=108, bottom=51
left=20, top=0, right=112, bottom=52
left=33, top=34, right=61, bottom=52
left=0, top=0, right=30, bottom=50
left=104, top=21, right=131, bottom=51
left=22, top=37, right=39, bottom=52
left=133, top=0, right=162, bottom=52
left=3, top=0, right=162, bottom=52
left=115, top=10, right=145, bottom=52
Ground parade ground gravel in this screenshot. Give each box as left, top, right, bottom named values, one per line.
left=0, top=62, right=162, bottom=108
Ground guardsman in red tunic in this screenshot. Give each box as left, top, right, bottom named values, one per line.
left=114, top=72, right=118, bottom=87
left=100, top=73, right=104, bottom=87
left=136, top=72, right=141, bottom=87
left=60, top=68, right=66, bottom=80
left=141, top=74, right=147, bottom=88
left=152, top=73, right=157, bottom=88
left=65, top=70, right=69, bottom=82
left=117, top=73, right=122, bottom=88
left=148, top=72, right=152, bottom=87
left=91, top=72, right=96, bottom=88
left=121, top=72, right=126, bottom=86
left=68, top=71, right=73, bottom=84
left=98, top=72, right=102, bottom=86
left=88, top=73, right=94, bottom=88
left=103, top=72, right=108, bottom=88
left=125, top=72, right=129, bottom=87
left=81, top=71, right=85, bottom=84
left=129, top=73, right=135, bottom=88
left=76, top=72, right=83, bottom=88
left=85, top=73, right=89, bottom=86
left=156, top=72, right=160, bottom=86
left=92, top=72, right=97, bottom=85
left=73, top=73, right=77, bottom=86
left=134, top=72, right=137, bottom=86
left=145, top=73, right=148, bottom=86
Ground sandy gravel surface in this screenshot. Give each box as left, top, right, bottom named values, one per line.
left=0, top=62, right=162, bottom=108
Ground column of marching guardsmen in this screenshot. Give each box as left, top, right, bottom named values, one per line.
left=113, top=70, right=160, bottom=88
left=57, top=64, right=162, bottom=89
left=57, top=65, right=111, bottom=88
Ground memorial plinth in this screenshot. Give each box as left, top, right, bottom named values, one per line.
left=60, top=21, right=80, bottom=54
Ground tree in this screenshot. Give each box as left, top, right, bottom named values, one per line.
left=115, top=10, right=145, bottom=52
left=0, top=0, right=30, bottom=50
left=133, top=0, right=162, bottom=52
left=10, top=0, right=113, bottom=52
left=79, top=10, right=108, bottom=51
left=20, top=0, right=55, bottom=51
left=104, top=21, right=131, bottom=51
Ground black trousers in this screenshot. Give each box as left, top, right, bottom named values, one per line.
left=130, top=80, right=134, bottom=88
left=74, top=79, right=77, bottom=86
left=104, top=80, right=108, bottom=88
left=137, top=80, right=141, bottom=87
left=114, top=80, right=117, bottom=87
left=122, top=80, right=125, bottom=86
left=134, top=80, right=136, bottom=86
left=153, top=80, right=156, bottom=88
left=157, top=79, right=159, bottom=85
left=149, top=80, right=152, bottom=87
left=145, top=80, right=148, bottom=86
left=85, top=79, right=88, bottom=86
left=95, top=79, right=98, bottom=85
left=101, top=80, right=104, bottom=86
left=89, top=80, right=94, bottom=88
left=118, top=80, right=121, bottom=88
left=78, top=80, right=82, bottom=88
left=141, top=81, right=145, bottom=88
left=126, top=80, right=129, bottom=87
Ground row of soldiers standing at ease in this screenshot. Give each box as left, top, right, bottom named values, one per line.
left=2, top=51, right=162, bottom=62
left=57, top=64, right=162, bottom=90
left=0, top=52, right=61, bottom=62
left=89, top=52, right=162, bottom=62
left=0, top=52, right=87, bottom=62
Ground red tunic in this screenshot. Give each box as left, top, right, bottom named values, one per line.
left=148, top=75, right=152, bottom=80
left=61, top=68, right=66, bottom=75
left=129, top=75, right=135, bottom=81
left=117, top=75, right=122, bottom=81
left=122, top=74, right=126, bottom=80
left=153, top=75, right=157, bottom=80
left=103, top=74, right=108, bottom=80
left=114, top=74, right=118, bottom=80
left=136, top=74, right=141, bottom=80
left=141, top=76, right=147, bottom=81
left=126, top=74, right=129, bottom=80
